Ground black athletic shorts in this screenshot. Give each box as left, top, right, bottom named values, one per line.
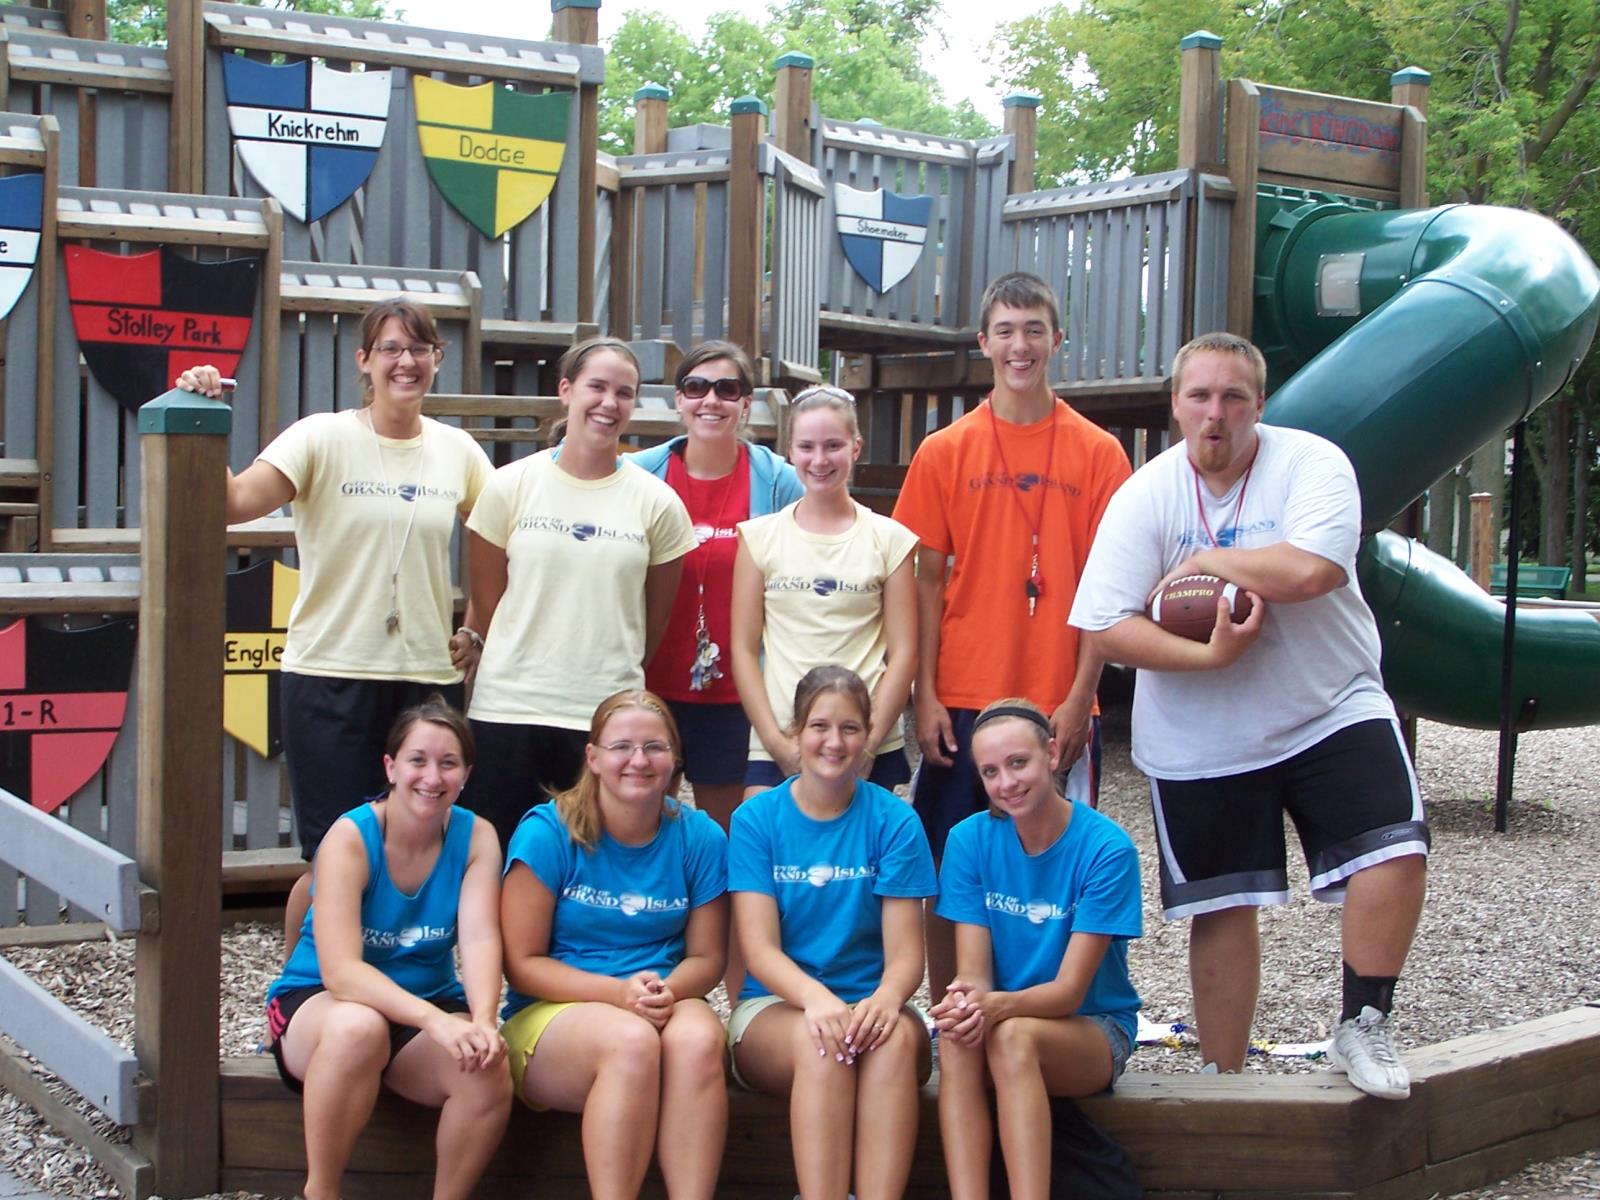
left=1148, top=717, right=1431, bottom=920
left=462, top=719, right=588, bottom=850
left=264, top=985, right=471, bottom=1094
left=666, top=699, right=750, bottom=787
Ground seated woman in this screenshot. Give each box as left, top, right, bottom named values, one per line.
left=728, top=666, right=936, bottom=1200
left=930, top=698, right=1143, bottom=1200
left=500, top=689, right=729, bottom=1200
left=264, top=698, right=510, bottom=1200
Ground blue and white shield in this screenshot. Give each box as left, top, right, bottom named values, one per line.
left=0, top=172, right=42, bottom=321
left=833, top=182, right=933, bottom=294
left=223, top=56, right=391, bottom=224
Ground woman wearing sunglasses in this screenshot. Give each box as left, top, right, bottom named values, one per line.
left=630, top=342, right=802, bottom=833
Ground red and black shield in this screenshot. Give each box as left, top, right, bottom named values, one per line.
left=0, top=618, right=135, bottom=812
left=64, top=245, right=261, bottom=414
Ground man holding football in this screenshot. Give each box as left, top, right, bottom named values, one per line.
left=1069, top=331, right=1430, bottom=1099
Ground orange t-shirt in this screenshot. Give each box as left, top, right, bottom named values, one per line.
left=892, top=397, right=1131, bottom=713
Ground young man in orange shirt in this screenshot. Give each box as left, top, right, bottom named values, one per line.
left=892, top=272, right=1132, bottom=997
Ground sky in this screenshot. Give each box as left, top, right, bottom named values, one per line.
left=397, top=0, right=1010, bottom=124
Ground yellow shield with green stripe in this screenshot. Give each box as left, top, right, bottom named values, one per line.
left=414, top=78, right=571, bottom=239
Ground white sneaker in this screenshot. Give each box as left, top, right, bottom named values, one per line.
left=1329, top=1006, right=1410, bottom=1099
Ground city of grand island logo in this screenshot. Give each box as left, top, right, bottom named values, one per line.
left=224, top=560, right=300, bottom=758
left=0, top=171, right=43, bottom=321
left=833, top=181, right=933, bottom=294
left=0, top=618, right=135, bottom=813
left=222, top=55, right=391, bottom=224
left=64, top=245, right=260, bottom=415
left=413, top=77, right=571, bottom=239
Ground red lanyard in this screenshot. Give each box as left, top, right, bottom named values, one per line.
left=1190, top=439, right=1258, bottom=548
left=989, top=400, right=1058, bottom=617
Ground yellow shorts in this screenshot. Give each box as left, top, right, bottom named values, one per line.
left=500, top=999, right=578, bottom=1109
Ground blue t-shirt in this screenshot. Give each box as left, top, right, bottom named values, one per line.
left=728, top=778, right=936, bottom=1003
left=934, top=804, right=1143, bottom=1042
left=268, top=803, right=475, bottom=1004
left=502, top=798, right=728, bottom=1018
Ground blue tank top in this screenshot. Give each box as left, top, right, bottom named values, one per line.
left=267, top=803, right=474, bottom=1004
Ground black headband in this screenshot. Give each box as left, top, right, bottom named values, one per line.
left=972, top=705, right=1052, bottom=735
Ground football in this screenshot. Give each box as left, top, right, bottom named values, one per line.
left=1148, top=574, right=1254, bottom=642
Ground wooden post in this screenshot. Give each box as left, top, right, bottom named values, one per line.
left=33, top=116, right=60, bottom=548
left=1177, top=31, right=1223, bottom=171
left=1002, top=92, right=1040, bottom=195
left=133, top=389, right=229, bottom=1197
left=772, top=52, right=814, bottom=165
left=1223, top=77, right=1261, bottom=336
left=553, top=0, right=599, bottom=325
left=67, top=0, right=105, bottom=187
left=727, top=96, right=767, bottom=373
left=166, top=0, right=205, bottom=194
left=1391, top=67, right=1431, bottom=209
left=257, top=200, right=284, bottom=452
left=1470, top=491, right=1494, bottom=590
left=633, top=83, right=669, bottom=155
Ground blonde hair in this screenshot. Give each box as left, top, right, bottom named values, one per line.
left=790, top=385, right=860, bottom=439
left=1172, top=332, right=1267, bottom=396
left=555, top=690, right=683, bottom=851
left=971, top=696, right=1053, bottom=819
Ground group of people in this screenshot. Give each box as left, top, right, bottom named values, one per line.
left=176, top=267, right=1429, bottom=1200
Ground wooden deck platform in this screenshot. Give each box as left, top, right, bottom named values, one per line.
left=217, top=1005, right=1600, bottom=1199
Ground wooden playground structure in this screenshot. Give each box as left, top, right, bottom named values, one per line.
left=0, top=0, right=1596, bottom=1196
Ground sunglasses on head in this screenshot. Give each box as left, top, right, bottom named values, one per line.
left=679, top=375, right=747, bottom=401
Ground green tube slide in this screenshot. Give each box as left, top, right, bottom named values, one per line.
left=1246, top=196, right=1600, bottom=729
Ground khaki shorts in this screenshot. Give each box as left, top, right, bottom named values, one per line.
left=725, top=995, right=930, bottom=1090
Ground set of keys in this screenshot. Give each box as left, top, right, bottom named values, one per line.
left=1026, top=551, right=1045, bottom=617
left=690, top=606, right=724, bottom=691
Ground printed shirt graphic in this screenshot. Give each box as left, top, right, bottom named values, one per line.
left=467, top=451, right=695, bottom=729
left=414, top=77, right=570, bottom=238
left=224, top=560, right=300, bottom=758
left=736, top=501, right=918, bottom=759
left=501, top=799, right=727, bottom=1018
left=728, top=779, right=936, bottom=1003
left=1069, top=425, right=1394, bottom=778
left=0, top=172, right=43, bottom=321
left=223, top=56, right=391, bottom=224
left=270, top=804, right=475, bottom=1004
left=258, top=410, right=492, bottom=682
left=65, top=245, right=260, bottom=415
left=0, top=618, right=134, bottom=813
left=833, top=182, right=933, bottom=293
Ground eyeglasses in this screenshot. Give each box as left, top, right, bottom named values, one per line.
left=600, top=740, right=675, bottom=759
left=679, top=375, right=747, bottom=402
left=372, top=342, right=441, bottom=361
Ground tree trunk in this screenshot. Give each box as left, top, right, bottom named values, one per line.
left=1538, top=398, right=1571, bottom=567
left=1574, top=409, right=1591, bottom=593
left=1425, top=472, right=1458, bottom=558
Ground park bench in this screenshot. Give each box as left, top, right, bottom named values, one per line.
left=1490, top=563, right=1571, bottom=599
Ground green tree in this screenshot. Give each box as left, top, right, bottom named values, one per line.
left=110, top=0, right=389, bottom=45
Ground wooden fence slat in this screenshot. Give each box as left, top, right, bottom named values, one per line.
left=0, top=956, right=140, bottom=1123
left=0, top=788, right=140, bottom=929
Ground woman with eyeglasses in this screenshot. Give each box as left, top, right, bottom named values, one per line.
left=730, top=385, right=919, bottom=799
left=500, top=689, right=729, bottom=1200
left=630, top=342, right=803, bottom=832
left=178, top=298, right=493, bottom=947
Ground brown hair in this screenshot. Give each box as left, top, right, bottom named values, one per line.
left=384, top=693, right=475, bottom=768
left=675, top=339, right=755, bottom=394
left=550, top=337, right=642, bottom=446
left=556, top=689, right=683, bottom=851
left=1171, top=332, right=1268, bottom=397
left=971, top=696, right=1052, bottom=818
left=357, top=298, right=443, bottom=402
left=978, top=272, right=1061, bottom=336
left=786, top=665, right=872, bottom=737
left=789, top=385, right=861, bottom=440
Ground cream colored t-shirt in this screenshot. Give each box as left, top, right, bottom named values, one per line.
left=259, top=409, right=492, bottom=682
left=467, top=451, right=697, bottom=729
left=737, top=501, right=918, bottom=759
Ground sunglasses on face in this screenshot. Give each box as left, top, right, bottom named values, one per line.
left=679, top=375, right=747, bottom=402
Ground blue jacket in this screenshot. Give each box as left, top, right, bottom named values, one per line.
left=630, top=436, right=803, bottom=517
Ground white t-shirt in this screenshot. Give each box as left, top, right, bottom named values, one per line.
left=259, top=409, right=492, bottom=682
left=466, top=451, right=696, bottom=729
left=737, top=501, right=918, bottom=759
left=1069, top=424, right=1394, bottom=779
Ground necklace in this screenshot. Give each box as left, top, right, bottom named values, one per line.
left=365, top=408, right=426, bottom=635
left=988, top=399, right=1058, bottom=617
left=684, top=446, right=744, bottom=692
left=1189, top=437, right=1259, bottom=549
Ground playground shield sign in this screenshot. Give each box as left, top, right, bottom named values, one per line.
left=64, top=245, right=261, bottom=415
left=413, top=77, right=571, bottom=239
left=0, top=617, right=135, bottom=813
left=222, top=55, right=392, bottom=224
left=833, top=182, right=933, bottom=294
left=225, top=559, right=300, bottom=759
left=0, top=171, right=43, bottom=321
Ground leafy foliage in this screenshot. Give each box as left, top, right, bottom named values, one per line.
left=110, top=0, right=389, bottom=45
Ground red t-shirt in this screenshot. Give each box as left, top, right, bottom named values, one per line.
left=646, top=445, right=751, bottom=703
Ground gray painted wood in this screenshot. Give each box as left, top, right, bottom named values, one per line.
left=3, top=233, right=40, bottom=459
left=637, top=187, right=665, bottom=340
left=0, top=955, right=139, bottom=1123
left=51, top=280, right=81, bottom=528
left=666, top=182, right=697, bottom=351
left=0, top=788, right=140, bottom=930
